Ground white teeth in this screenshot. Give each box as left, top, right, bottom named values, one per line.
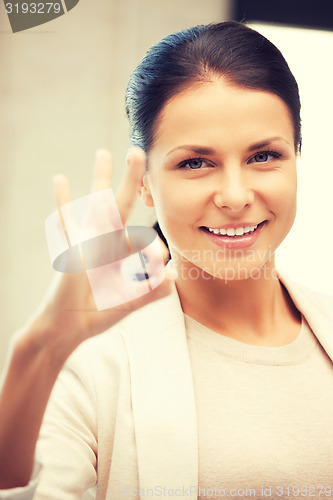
left=207, top=224, right=259, bottom=237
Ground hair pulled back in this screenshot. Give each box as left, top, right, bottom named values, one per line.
left=126, top=21, right=301, bottom=154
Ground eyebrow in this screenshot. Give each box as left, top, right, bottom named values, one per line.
left=247, top=137, right=291, bottom=151
left=166, top=145, right=215, bottom=157
left=166, top=137, right=291, bottom=156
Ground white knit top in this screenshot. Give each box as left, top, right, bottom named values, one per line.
left=185, top=315, right=333, bottom=500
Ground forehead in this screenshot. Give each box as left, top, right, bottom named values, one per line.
left=152, top=81, right=294, bottom=153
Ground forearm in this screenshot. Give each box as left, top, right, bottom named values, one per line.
left=0, top=320, right=75, bottom=489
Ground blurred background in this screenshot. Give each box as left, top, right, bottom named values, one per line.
left=1, top=0, right=333, bottom=372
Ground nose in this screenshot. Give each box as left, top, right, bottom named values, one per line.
left=213, top=167, right=254, bottom=212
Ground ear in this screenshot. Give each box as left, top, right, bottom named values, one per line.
left=139, top=173, right=155, bottom=207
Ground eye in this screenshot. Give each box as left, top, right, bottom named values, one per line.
left=178, top=158, right=209, bottom=170
left=248, top=151, right=281, bottom=164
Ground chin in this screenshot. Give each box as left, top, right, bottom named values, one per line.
left=197, top=258, right=275, bottom=283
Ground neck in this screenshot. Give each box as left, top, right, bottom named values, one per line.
left=173, top=256, right=301, bottom=346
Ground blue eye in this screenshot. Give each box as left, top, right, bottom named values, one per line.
left=249, top=151, right=281, bottom=164
left=178, top=158, right=209, bottom=170
left=184, top=159, right=204, bottom=169
left=254, top=152, right=271, bottom=162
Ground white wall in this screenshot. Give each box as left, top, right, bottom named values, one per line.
left=249, top=24, right=333, bottom=294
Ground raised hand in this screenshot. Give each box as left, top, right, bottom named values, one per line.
left=36, top=147, right=171, bottom=351
left=0, top=147, right=172, bottom=489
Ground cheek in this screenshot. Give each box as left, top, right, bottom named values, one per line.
left=265, top=173, right=297, bottom=226
left=152, top=179, right=205, bottom=224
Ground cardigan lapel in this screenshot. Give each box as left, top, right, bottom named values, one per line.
left=121, top=280, right=198, bottom=499
left=278, top=271, right=333, bottom=361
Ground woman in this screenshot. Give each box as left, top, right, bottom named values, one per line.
left=1, top=21, right=333, bottom=499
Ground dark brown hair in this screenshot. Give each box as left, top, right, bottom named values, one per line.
left=126, top=21, right=301, bottom=155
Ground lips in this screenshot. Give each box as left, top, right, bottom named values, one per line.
left=200, top=221, right=267, bottom=249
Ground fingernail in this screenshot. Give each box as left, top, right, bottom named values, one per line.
left=126, top=145, right=138, bottom=162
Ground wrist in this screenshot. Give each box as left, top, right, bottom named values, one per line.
left=12, top=312, right=80, bottom=373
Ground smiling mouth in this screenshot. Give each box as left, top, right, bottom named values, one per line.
left=201, top=221, right=266, bottom=237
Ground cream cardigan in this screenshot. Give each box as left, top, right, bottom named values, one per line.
left=2, top=271, right=333, bottom=500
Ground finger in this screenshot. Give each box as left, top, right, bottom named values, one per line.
left=91, top=149, right=112, bottom=193
left=53, top=174, right=71, bottom=209
left=116, top=146, right=146, bottom=224
left=51, top=175, right=76, bottom=252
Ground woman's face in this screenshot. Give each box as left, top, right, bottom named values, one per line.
left=142, top=80, right=297, bottom=281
